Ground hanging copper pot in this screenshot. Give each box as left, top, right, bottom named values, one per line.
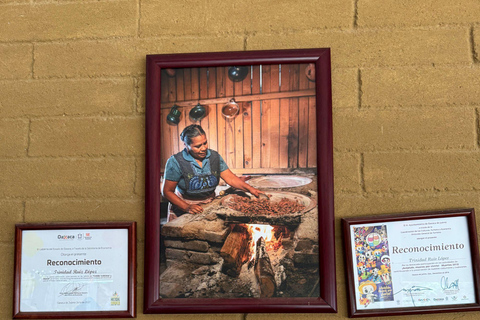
left=221, top=99, right=239, bottom=119
left=165, top=68, right=176, bottom=77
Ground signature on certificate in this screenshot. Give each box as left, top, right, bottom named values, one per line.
left=59, top=282, right=87, bottom=296
left=440, top=276, right=459, bottom=291
left=394, top=285, right=432, bottom=306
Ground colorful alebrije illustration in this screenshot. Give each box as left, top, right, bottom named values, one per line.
left=354, top=225, right=393, bottom=307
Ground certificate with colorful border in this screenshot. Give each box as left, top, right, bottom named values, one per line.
left=13, top=222, right=136, bottom=319
left=342, top=209, right=480, bottom=318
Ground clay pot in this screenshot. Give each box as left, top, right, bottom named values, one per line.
left=222, top=99, right=239, bottom=118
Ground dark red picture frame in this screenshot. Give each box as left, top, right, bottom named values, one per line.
left=13, top=222, right=137, bottom=319
left=342, top=209, right=480, bottom=318
left=144, top=48, right=335, bottom=313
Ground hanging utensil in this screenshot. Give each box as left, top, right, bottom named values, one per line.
left=166, top=105, right=181, bottom=125
left=305, top=63, right=315, bottom=82
left=227, top=66, right=249, bottom=82
left=189, top=103, right=207, bottom=122
left=221, top=98, right=239, bottom=119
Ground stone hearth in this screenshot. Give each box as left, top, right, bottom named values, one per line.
left=159, top=174, right=320, bottom=298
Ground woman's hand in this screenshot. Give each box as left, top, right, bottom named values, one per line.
left=163, top=179, right=204, bottom=215
left=249, top=188, right=266, bottom=198
left=220, top=169, right=267, bottom=198
left=184, top=204, right=203, bottom=214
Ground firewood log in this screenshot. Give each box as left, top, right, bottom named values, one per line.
left=220, top=226, right=249, bottom=277
left=254, top=237, right=276, bottom=297
left=274, top=265, right=287, bottom=290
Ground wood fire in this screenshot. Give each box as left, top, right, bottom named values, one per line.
left=220, top=223, right=290, bottom=297
left=247, top=224, right=284, bottom=261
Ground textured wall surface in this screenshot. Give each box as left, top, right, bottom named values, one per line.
left=1, top=0, right=480, bottom=319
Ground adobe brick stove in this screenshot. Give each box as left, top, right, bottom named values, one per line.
left=159, top=175, right=320, bottom=299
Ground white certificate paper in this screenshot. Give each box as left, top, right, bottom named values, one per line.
left=20, top=228, right=129, bottom=312
left=350, top=216, right=476, bottom=310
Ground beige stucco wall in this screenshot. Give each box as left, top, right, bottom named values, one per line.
left=2, top=0, right=480, bottom=319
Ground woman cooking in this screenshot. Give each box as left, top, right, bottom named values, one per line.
left=162, top=124, right=265, bottom=221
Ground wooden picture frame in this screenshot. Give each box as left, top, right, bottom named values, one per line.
left=144, top=49, right=335, bottom=313
left=342, top=209, right=480, bottom=318
left=13, top=222, right=136, bottom=319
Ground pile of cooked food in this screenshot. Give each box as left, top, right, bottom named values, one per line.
left=228, top=195, right=306, bottom=215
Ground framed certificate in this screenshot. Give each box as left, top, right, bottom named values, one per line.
left=13, top=222, right=136, bottom=319
left=342, top=209, right=480, bottom=317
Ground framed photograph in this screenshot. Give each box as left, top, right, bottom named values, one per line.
left=13, top=222, right=136, bottom=319
left=144, top=49, right=335, bottom=313
left=342, top=208, right=480, bottom=317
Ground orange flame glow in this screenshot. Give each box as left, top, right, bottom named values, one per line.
left=246, top=224, right=284, bottom=261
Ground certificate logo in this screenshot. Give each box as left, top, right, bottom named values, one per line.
left=84, top=232, right=92, bottom=240
left=58, top=234, right=75, bottom=240
left=366, top=233, right=382, bottom=247
left=78, top=233, right=83, bottom=240
left=111, top=292, right=120, bottom=306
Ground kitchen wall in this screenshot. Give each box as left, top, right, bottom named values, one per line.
left=159, top=64, right=317, bottom=173
left=2, top=1, right=480, bottom=320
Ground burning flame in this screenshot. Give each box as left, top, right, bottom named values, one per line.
left=246, top=224, right=284, bottom=261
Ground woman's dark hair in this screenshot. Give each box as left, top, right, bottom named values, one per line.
left=180, top=124, right=206, bottom=145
